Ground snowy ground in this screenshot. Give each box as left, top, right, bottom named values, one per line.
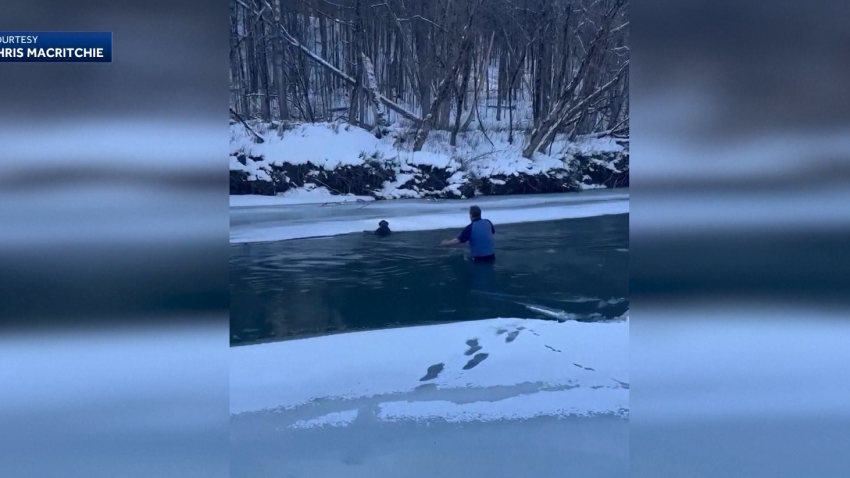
left=229, top=184, right=374, bottom=207
left=230, top=121, right=625, bottom=196
left=230, top=188, right=628, bottom=243
left=230, top=316, right=628, bottom=476
left=231, top=315, right=628, bottom=419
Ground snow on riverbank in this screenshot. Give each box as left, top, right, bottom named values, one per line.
left=230, top=122, right=627, bottom=198
left=230, top=122, right=459, bottom=184
left=230, top=316, right=628, bottom=421
left=230, top=185, right=374, bottom=207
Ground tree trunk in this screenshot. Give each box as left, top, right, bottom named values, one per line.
left=450, top=54, right=471, bottom=146
left=245, top=8, right=259, bottom=119
left=230, top=2, right=249, bottom=116
left=348, top=0, right=363, bottom=125
left=272, top=0, right=289, bottom=120
left=299, top=51, right=315, bottom=122
left=461, top=32, right=493, bottom=131
left=258, top=20, right=272, bottom=121
left=496, top=48, right=506, bottom=122
left=319, top=14, right=330, bottom=120
left=348, top=69, right=361, bottom=125
left=413, top=34, right=474, bottom=151
left=361, top=53, right=387, bottom=137
left=506, top=46, right=528, bottom=145
left=532, top=47, right=541, bottom=123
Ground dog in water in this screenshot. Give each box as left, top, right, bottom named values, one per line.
left=375, top=220, right=391, bottom=237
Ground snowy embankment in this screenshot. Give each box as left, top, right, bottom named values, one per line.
left=231, top=315, right=628, bottom=424
left=230, top=122, right=628, bottom=199
left=229, top=184, right=375, bottom=207
left=229, top=189, right=628, bottom=243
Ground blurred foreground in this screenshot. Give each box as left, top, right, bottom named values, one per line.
left=631, top=0, right=850, bottom=476
left=0, top=0, right=230, bottom=476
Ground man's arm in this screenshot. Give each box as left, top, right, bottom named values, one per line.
left=488, top=220, right=495, bottom=234
left=441, top=224, right=471, bottom=246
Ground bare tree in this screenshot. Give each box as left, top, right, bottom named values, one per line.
left=272, top=0, right=290, bottom=120
left=522, top=0, right=628, bottom=158
left=361, top=53, right=388, bottom=136
left=412, top=0, right=482, bottom=151
left=230, top=0, right=629, bottom=153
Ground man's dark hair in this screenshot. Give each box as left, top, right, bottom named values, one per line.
left=469, top=205, right=482, bottom=219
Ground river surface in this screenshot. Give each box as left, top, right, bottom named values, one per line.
left=230, top=213, right=628, bottom=345
left=229, top=192, right=629, bottom=478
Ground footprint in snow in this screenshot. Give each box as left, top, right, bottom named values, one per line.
left=464, top=339, right=483, bottom=356
left=419, top=363, right=445, bottom=381
left=463, top=353, right=489, bottom=370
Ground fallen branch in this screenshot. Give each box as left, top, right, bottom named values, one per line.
left=313, top=178, right=344, bottom=196
left=584, top=118, right=629, bottom=139
left=524, top=60, right=628, bottom=158
left=238, top=0, right=423, bottom=125
left=230, top=107, right=265, bottom=143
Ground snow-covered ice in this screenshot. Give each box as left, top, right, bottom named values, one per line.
left=230, top=316, right=629, bottom=420
left=290, top=409, right=360, bottom=429
left=378, top=386, right=626, bottom=423
left=230, top=189, right=628, bottom=243
left=229, top=185, right=374, bottom=207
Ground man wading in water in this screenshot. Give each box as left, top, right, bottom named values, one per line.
left=440, top=205, right=496, bottom=263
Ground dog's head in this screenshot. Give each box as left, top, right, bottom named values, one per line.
left=379, top=220, right=389, bottom=227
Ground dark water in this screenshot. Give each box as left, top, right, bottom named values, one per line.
left=230, top=214, right=628, bottom=345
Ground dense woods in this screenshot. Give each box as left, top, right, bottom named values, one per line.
left=230, top=0, right=628, bottom=158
